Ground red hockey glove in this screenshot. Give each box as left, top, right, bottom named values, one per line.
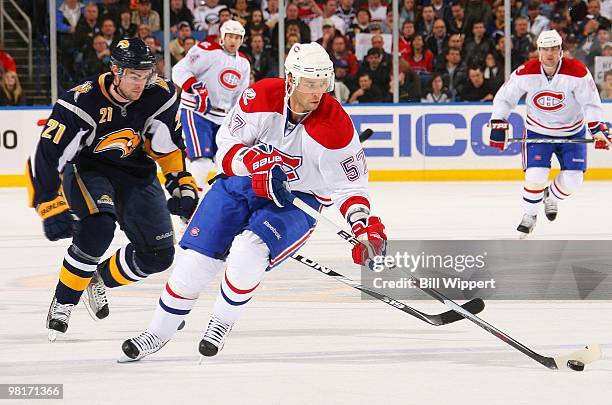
left=351, top=216, right=387, bottom=266
left=251, top=165, right=290, bottom=207
left=243, top=144, right=284, bottom=174
left=591, top=123, right=612, bottom=150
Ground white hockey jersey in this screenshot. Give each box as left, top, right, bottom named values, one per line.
left=491, top=58, right=604, bottom=137
left=172, top=41, right=251, bottom=125
left=216, top=78, right=371, bottom=218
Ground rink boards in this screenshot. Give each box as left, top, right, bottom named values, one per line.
left=0, top=102, right=611, bottom=186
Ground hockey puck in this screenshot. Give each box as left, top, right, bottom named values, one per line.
left=567, top=360, right=585, bottom=371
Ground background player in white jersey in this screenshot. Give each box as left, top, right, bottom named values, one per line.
left=489, top=30, right=611, bottom=238
left=120, top=42, right=387, bottom=361
left=172, top=20, right=251, bottom=190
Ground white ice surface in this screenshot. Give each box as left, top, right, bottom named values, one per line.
left=1, top=182, right=611, bottom=405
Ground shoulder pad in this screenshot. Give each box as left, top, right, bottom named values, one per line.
left=238, top=78, right=285, bottom=114
left=303, top=94, right=355, bottom=150
left=515, top=59, right=541, bottom=76
left=558, top=58, right=588, bottom=78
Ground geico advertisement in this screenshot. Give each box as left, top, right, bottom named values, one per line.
left=0, top=104, right=610, bottom=174
left=344, top=103, right=612, bottom=170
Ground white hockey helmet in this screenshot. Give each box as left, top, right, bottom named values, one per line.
left=220, top=20, right=245, bottom=46
left=284, top=42, right=334, bottom=96
left=537, top=29, right=562, bottom=49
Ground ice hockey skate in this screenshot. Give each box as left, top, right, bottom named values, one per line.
left=543, top=187, right=558, bottom=221
left=517, top=214, right=537, bottom=238
left=199, top=316, right=234, bottom=358
left=82, top=270, right=109, bottom=320
left=46, top=297, right=75, bottom=342
left=119, top=331, right=168, bottom=363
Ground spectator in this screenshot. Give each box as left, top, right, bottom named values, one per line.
left=388, top=65, right=421, bottom=102
left=233, top=0, right=251, bottom=26
left=310, top=0, right=345, bottom=41
left=155, top=53, right=165, bottom=77
left=464, top=0, right=492, bottom=35
left=143, top=35, right=162, bottom=55
left=329, top=35, right=359, bottom=77
left=117, top=8, right=138, bottom=39
left=368, top=0, right=387, bottom=23
left=84, top=34, right=111, bottom=76
left=486, top=3, right=505, bottom=44
left=263, top=0, right=280, bottom=30
left=582, top=0, right=611, bottom=30
left=336, top=0, right=356, bottom=35
left=446, top=33, right=464, bottom=55
left=437, top=47, right=467, bottom=99
left=272, top=3, right=311, bottom=47
left=184, top=37, right=196, bottom=53
left=399, top=21, right=416, bottom=59
left=205, top=8, right=233, bottom=39
left=405, top=34, right=434, bottom=76
left=296, top=0, right=322, bottom=24
left=463, top=21, right=495, bottom=67
left=600, top=70, right=612, bottom=100
left=57, top=0, right=83, bottom=35
left=526, top=2, right=549, bottom=38
left=421, top=73, right=452, bottom=102
left=137, top=24, right=152, bottom=41
left=100, top=18, right=118, bottom=47
left=169, top=21, right=193, bottom=63
left=0, top=71, right=25, bottom=106
left=0, top=42, right=17, bottom=73
left=193, top=0, right=225, bottom=32
left=98, top=0, right=120, bottom=23
left=512, top=17, right=535, bottom=67
left=245, top=9, right=272, bottom=44
left=348, top=9, right=371, bottom=43
left=483, top=52, right=503, bottom=93
left=400, top=0, right=416, bottom=26
left=425, top=18, right=448, bottom=60
left=75, top=3, right=101, bottom=50
left=349, top=72, right=384, bottom=103
left=370, top=34, right=391, bottom=65
left=549, top=12, right=571, bottom=38
left=170, top=0, right=195, bottom=32
left=358, top=47, right=390, bottom=93
left=494, top=36, right=521, bottom=71
left=431, top=0, right=449, bottom=21
left=285, top=33, right=301, bottom=55
left=584, top=27, right=611, bottom=68
left=333, top=59, right=351, bottom=103
left=447, top=1, right=467, bottom=36
left=416, top=5, right=435, bottom=37
left=576, top=17, right=601, bottom=62
left=459, top=66, right=494, bottom=101
left=247, top=34, right=276, bottom=80
left=132, top=0, right=160, bottom=32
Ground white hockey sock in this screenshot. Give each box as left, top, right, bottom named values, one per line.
left=548, top=170, right=583, bottom=202
left=522, top=167, right=549, bottom=216
left=148, top=249, right=224, bottom=341
left=188, top=157, right=214, bottom=193
left=212, top=231, right=269, bottom=325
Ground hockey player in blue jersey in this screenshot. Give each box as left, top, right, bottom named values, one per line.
left=26, top=38, right=199, bottom=341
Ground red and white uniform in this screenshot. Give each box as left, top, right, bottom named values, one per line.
left=172, top=41, right=251, bottom=125
left=492, top=58, right=605, bottom=136
left=217, top=78, right=370, bottom=217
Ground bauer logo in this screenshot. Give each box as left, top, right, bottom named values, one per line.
left=532, top=91, right=565, bottom=111
left=219, top=69, right=241, bottom=90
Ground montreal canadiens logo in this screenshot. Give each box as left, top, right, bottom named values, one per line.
left=219, top=69, right=241, bottom=89
left=190, top=227, right=200, bottom=237
left=532, top=91, right=565, bottom=111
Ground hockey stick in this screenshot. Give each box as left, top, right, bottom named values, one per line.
left=359, top=128, right=374, bottom=143
left=287, top=193, right=602, bottom=370
left=291, top=253, right=484, bottom=326
left=405, top=277, right=602, bottom=370
left=507, top=138, right=594, bottom=144
left=287, top=195, right=486, bottom=325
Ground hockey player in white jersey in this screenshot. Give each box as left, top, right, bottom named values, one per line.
left=173, top=20, right=251, bottom=190
left=489, top=30, right=611, bottom=237
left=120, top=42, right=387, bottom=361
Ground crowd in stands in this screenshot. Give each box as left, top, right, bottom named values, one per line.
left=1, top=0, right=611, bottom=105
